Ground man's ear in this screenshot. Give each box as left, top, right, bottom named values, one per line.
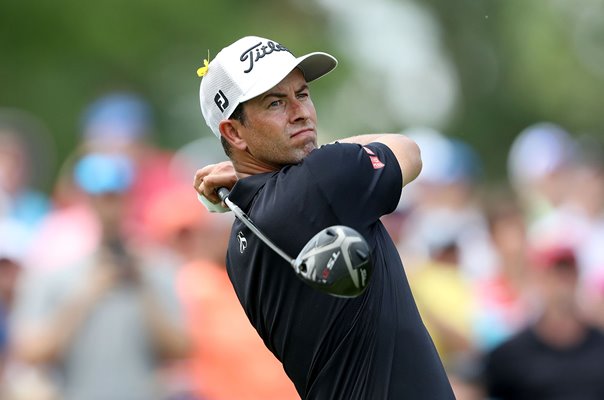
left=219, top=120, right=247, bottom=151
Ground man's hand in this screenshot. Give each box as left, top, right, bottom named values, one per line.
left=193, top=161, right=238, bottom=204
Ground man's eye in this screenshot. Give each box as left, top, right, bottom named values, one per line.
left=269, top=100, right=282, bottom=108
left=297, top=92, right=309, bottom=100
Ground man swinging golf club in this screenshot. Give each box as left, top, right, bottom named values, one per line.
left=194, top=35, right=454, bottom=399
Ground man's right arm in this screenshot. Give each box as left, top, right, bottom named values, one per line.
left=333, top=133, right=422, bottom=187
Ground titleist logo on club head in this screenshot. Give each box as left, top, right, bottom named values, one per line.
left=240, top=41, right=291, bottom=73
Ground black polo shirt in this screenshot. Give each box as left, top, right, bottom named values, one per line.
left=225, top=142, right=454, bottom=399
left=485, top=327, right=604, bottom=399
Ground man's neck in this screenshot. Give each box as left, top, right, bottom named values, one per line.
left=534, top=307, right=588, bottom=349
left=231, top=151, right=282, bottom=179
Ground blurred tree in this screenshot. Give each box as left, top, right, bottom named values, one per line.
left=418, top=0, right=604, bottom=180
left=0, top=0, right=332, bottom=191
left=1, top=0, right=603, bottom=188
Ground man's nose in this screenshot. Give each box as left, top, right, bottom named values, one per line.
left=289, top=98, right=310, bottom=122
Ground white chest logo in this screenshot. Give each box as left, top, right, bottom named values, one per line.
left=237, top=231, right=247, bottom=254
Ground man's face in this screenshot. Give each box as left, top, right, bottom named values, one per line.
left=238, top=68, right=318, bottom=167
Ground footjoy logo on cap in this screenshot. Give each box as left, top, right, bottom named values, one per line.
left=214, top=90, right=229, bottom=112
left=212, top=41, right=290, bottom=114
left=240, top=41, right=291, bottom=73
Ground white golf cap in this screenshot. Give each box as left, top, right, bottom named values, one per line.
left=198, top=36, right=338, bottom=138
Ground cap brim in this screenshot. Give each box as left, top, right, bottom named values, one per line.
left=297, top=52, right=338, bottom=82
left=240, top=52, right=337, bottom=104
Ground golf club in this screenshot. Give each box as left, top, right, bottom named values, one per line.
left=217, top=188, right=372, bottom=297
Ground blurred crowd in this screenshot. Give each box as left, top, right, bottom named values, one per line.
left=0, top=92, right=603, bottom=400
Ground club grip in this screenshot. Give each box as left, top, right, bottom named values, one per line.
left=217, top=187, right=230, bottom=202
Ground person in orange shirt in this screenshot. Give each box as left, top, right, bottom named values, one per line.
left=145, top=184, right=298, bottom=400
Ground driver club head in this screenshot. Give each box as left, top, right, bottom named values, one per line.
left=293, top=225, right=372, bottom=298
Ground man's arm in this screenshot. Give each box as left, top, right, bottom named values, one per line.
left=193, top=133, right=422, bottom=209
left=193, top=161, right=238, bottom=204
left=333, top=133, right=422, bottom=187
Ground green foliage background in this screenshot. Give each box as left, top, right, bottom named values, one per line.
left=2, top=0, right=603, bottom=190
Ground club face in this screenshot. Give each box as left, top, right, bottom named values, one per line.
left=294, top=225, right=372, bottom=297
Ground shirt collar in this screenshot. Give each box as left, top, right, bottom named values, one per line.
left=229, top=172, right=277, bottom=211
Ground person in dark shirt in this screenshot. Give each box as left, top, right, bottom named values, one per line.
left=193, top=35, right=454, bottom=399
left=485, top=245, right=604, bottom=400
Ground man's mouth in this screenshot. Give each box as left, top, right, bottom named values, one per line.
left=291, top=128, right=315, bottom=138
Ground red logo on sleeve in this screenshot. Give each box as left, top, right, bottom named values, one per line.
left=363, top=147, right=385, bottom=169
left=370, top=156, right=385, bottom=169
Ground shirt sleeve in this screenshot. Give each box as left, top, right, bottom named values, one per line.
left=301, top=141, right=403, bottom=227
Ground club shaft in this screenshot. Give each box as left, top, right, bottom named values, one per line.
left=218, top=188, right=295, bottom=266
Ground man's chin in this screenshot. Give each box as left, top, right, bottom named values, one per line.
left=299, top=142, right=317, bottom=159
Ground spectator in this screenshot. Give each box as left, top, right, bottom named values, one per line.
left=145, top=184, right=299, bottom=400
left=399, top=128, right=496, bottom=281
left=484, top=244, right=604, bottom=399
left=507, top=122, right=576, bottom=224
left=0, top=109, right=53, bottom=228
left=0, top=220, right=30, bottom=375
left=77, top=91, right=181, bottom=244
left=27, top=90, right=179, bottom=272
left=408, top=226, right=477, bottom=369
left=9, top=153, right=189, bottom=400
left=472, top=189, right=531, bottom=350
left=521, top=133, right=604, bottom=329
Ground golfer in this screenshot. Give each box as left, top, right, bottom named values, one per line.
left=194, top=35, right=454, bottom=399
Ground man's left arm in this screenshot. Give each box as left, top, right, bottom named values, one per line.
left=333, top=133, right=422, bottom=187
